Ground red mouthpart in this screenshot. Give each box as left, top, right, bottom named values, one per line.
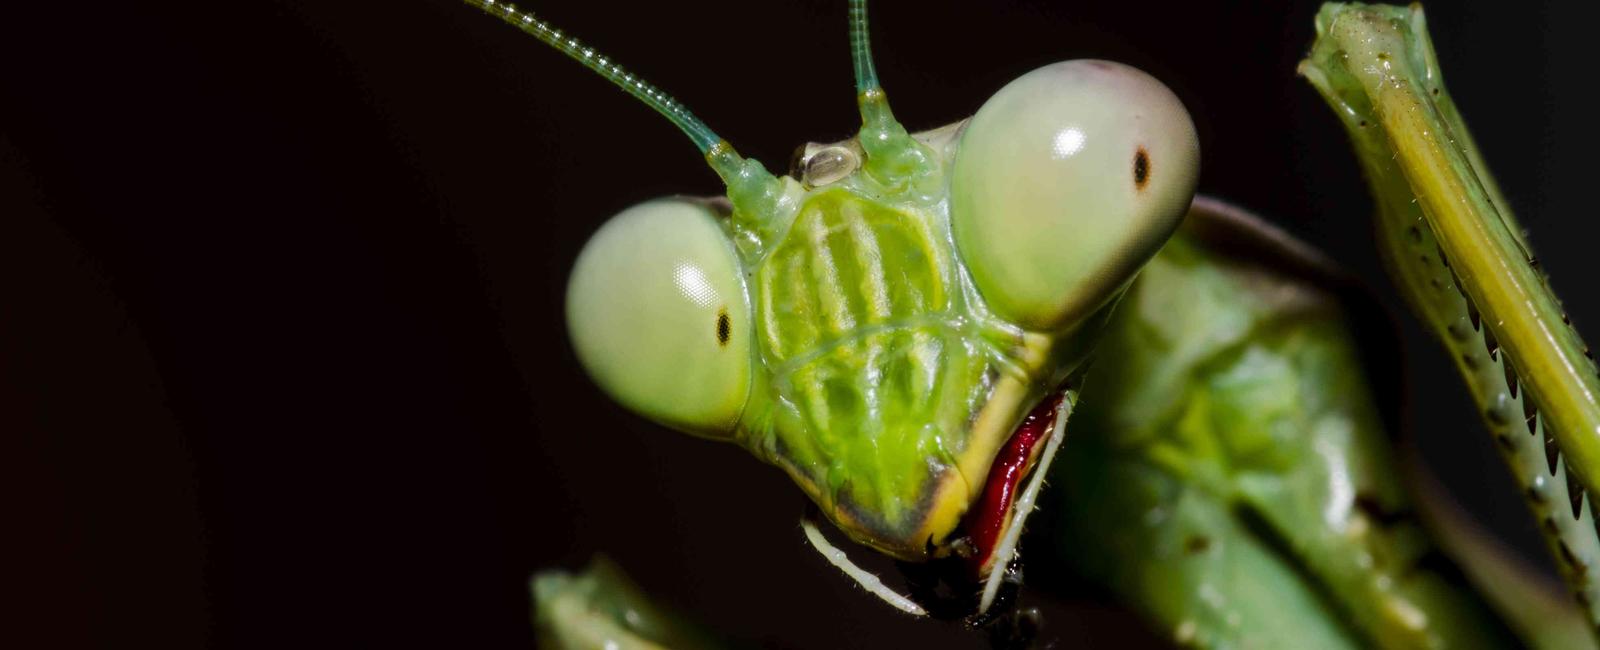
left=960, top=392, right=1063, bottom=576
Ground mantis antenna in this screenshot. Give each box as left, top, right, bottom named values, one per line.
left=849, top=0, right=880, bottom=94
left=461, top=0, right=784, bottom=226
left=463, top=0, right=720, bottom=152
left=847, top=0, right=934, bottom=189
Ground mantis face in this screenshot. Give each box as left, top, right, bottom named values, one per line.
left=472, top=0, right=1194, bottom=592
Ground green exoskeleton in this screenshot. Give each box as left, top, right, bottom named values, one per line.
left=462, top=0, right=1599, bottom=647
left=1044, top=197, right=1526, bottom=648
left=542, top=200, right=1566, bottom=649
left=553, top=0, right=1200, bottom=612
left=1302, top=3, right=1600, bottom=636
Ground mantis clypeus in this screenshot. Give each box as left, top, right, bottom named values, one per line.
left=453, top=0, right=1597, bottom=647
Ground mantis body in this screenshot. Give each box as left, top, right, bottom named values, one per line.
left=456, top=1, right=1597, bottom=646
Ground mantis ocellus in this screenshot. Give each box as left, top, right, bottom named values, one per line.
left=458, top=1, right=1598, bottom=647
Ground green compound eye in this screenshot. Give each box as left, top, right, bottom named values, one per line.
left=566, top=199, right=751, bottom=439
left=951, top=60, right=1200, bottom=331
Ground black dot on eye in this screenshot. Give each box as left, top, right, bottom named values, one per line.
left=1133, top=148, right=1150, bottom=190
left=716, top=309, right=731, bottom=346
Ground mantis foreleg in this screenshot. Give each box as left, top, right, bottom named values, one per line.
left=1302, top=3, right=1600, bottom=632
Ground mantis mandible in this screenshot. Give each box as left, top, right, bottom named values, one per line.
left=452, top=0, right=1599, bottom=647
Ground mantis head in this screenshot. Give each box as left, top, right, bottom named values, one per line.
left=475, top=0, right=1197, bottom=613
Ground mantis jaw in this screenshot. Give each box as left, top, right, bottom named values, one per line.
left=799, top=385, right=1076, bottom=619
left=966, top=389, right=1074, bottom=614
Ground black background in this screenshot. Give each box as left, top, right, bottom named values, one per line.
left=3, top=1, right=1596, bottom=647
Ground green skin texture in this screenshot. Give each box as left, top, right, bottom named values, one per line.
left=1043, top=209, right=1514, bottom=648
left=533, top=557, right=727, bottom=650
left=1301, top=2, right=1600, bottom=641
left=482, top=0, right=1600, bottom=647
left=538, top=213, right=1527, bottom=649
left=691, top=72, right=1166, bottom=557
left=1050, top=6, right=1600, bottom=645
left=745, top=182, right=1020, bottom=540
left=730, top=114, right=1114, bottom=553
left=1051, top=4, right=1600, bottom=646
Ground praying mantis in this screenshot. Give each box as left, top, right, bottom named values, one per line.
left=448, top=0, right=1600, bottom=643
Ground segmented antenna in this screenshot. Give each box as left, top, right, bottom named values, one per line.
left=463, top=0, right=721, bottom=153
left=845, top=0, right=931, bottom=191
left=849, top=0, right=880, bottom=94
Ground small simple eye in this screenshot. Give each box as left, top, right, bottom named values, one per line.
left=950, top=60, right=1199, bottom=330
left=566, top=199, right=752, bottom=438
left=801, top=146, right=859, bottom=188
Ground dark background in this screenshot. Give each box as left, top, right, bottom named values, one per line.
left=3, top=1, right=1595, bottom=647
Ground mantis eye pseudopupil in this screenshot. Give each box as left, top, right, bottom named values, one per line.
left=1134, top=148, right=1151, bottom=189
left=566, top=199, right=751, bottom=439
left=949, top=60, right=1200, bottom=331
